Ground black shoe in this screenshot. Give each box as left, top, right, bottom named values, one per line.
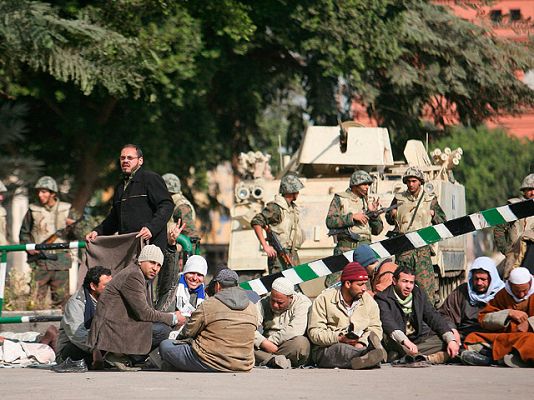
left=460, top=350, right=491, bottom=367
left=52, top=357, right=88, bottom=373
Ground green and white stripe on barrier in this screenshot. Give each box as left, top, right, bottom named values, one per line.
left=240, top=198, right=534, bottom=295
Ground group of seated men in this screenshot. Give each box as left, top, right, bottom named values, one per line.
left=52, top=241, right=534, bottom=373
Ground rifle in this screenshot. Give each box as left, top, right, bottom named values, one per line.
left=264, top=225, right=303, bottom=293
left=327, top=203, right=399, bottom=239
left=27, top=217, right=84, bottom=263
left=264, top=225, right=294, bottom=270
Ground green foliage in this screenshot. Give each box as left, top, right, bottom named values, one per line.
left=432, top=126, right=533, bottom=213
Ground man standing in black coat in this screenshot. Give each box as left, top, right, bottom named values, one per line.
left=375, top=266, right=460, bottom=364
left=86, top=144, right=174, bottom=251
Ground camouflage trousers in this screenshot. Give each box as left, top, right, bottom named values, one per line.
left=396, top=246, right=437, bottom=303
left=268, top=249, right=300, bottom=275
left=324, top=240, right=371, bottom=288
left=33, top=267, right=69, bottom=308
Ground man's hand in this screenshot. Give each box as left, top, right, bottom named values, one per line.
left=338, top=334, right=358, bottom=347
left=174, top=311, right=187, bottom=327
left=260, top=339, right=279, bottom=354
left=27, top=249, right=40, bottom=255
left=447, top=340, right=460, bottom=358
left=85, top=231, right=98, bottom=242
left=452, top=329, right=461, bottom=345
left=352, top=212, right=369, bottom=225
left=368, top=197, right=380, bottom=213
left=402, top=339, right=418, bottom=355
left=354, top=342, right=366, bottom=349
left=389, top=209, right=397, bottom=218
left=136, top=226, right=153, bottom=240
left=262, top=243, right=277, bottom=258
left=66, top=217, right=76, bottom=226
left=168, top=219, right=186, bottom=245
left=508, top=310, right=529, bottom=324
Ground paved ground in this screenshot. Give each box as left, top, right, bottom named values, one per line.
left=1, top=364, right=532, bottom=400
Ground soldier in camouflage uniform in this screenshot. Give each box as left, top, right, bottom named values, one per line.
left=251, top=174, right=304, bottom=275
left=324, top=170, right=383, bottom=287
left=0, top=181, right=8, bottom=245
left=385, top=167, right=446, bottom=303
left=157, top=173, right=198, bottom=301
left=493, top=173, right=534, bottom=278
left=19, top=176, right=77, bottom=308
left=162, top=173, right=198, bottom=238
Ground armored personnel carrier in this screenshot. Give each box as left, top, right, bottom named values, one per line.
left=228, top=124, right=466, bottom=300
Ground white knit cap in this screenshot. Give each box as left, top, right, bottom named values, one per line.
left=508, top=267, right=533, bottom=285
left=183, top=255, right=208, bottom=276
left=271, top=277, right=295, bottom=296
left=138, top=244, right=164, bottom=266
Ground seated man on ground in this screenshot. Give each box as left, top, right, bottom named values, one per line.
left=159, top=268, right=258, bottom=372
left=464, top=267, right=534, bottom=368
left=307, top=262, right=385, bottom=370
left=439, top=257, right=504, bottom=343
left=54, top=266, right=112, bottom=371
left=254, top=277, right=312, bottom=368
left=155, top=254, right=208, bottom=339
left=88, top=245, right=182, bottom=370
left=353, top=244, right=397, bottom=295
left=375, top=266, right=460, bottom=364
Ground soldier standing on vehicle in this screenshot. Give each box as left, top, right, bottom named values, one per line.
left=251, top=174, right=304, bottom=274
left=494, top=173, right=534, bottom=278
left=162, top=173, right=198, bottom=238
left=386, top=167, right=446, bottom=303
left=0, top=181, right=8, bottom=245
left=19, top=176, right=77, bottom=308
left=324, top=170, right=383, bottom=287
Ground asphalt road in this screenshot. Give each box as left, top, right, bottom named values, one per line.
left=1, top=364, right=532, bottom=400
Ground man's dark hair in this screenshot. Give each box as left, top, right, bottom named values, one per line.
left=393, top=265, right=416, bottom=280
left=471, top=268, right=490, bottom=277
left=83, top=266, right=112, bottom=290
left=122, top=143, right=143, bottom=158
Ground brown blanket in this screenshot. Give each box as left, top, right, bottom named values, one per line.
left=77, top=232, right=142, bottom=288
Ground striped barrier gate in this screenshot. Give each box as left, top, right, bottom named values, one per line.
left=240, top=198, right=534, bottom=295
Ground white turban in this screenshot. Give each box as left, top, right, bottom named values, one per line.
left=271, top=277, right=295, bottom=296
left=508, top=267, right=532, bottom=284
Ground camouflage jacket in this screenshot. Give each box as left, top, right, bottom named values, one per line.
left=385, top=195, right=446, bottom=231
left=325, top=191, right=383, bottom=236
left=251, top=202, right=284, bottom=227
left=171, top=203, right=198, bottom=237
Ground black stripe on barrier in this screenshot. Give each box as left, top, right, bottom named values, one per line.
left=509, top=199, right=534, bottom=220
left=444, top=215, right=476, bottom=237
left=322, top=254, right=348, bottom=273
left=380, top=234, right=415, bottom=255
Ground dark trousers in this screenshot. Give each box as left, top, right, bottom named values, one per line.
left=56, top=342, right=92, bottom=365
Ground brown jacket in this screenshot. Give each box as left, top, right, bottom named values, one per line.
left=88, top=264, right=174, bottom=355
left=180, top=286, right=258, bottom=372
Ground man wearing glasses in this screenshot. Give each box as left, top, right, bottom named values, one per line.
left=86, top=144, right=173, bottom=251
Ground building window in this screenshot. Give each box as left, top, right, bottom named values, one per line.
left=490, top=9, right=502, bottom=24
left=510, top=9, right=521, bottom=21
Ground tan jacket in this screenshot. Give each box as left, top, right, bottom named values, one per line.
left=181, top=286, right=258, bottom=372
left=88, top=264, right=174, bottom=355
left=271, top=195, right=303, bottom=249
left=254, top=292, right=312, bottom=348
left=308, top=288, right=382, bottom=350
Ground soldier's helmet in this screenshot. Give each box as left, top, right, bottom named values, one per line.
left=279, top=174, right=304, bottom=195
left=350, top=170, right=373, bottom=187
left=34, top=176, right=58, bottom=192
left=520, top=173, right=534, bottom=191
left=162, top=173, right=181, bottom=194
left=403, top=167, right=425, bottom=184
left=0, top=181, right=6, bottom=193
